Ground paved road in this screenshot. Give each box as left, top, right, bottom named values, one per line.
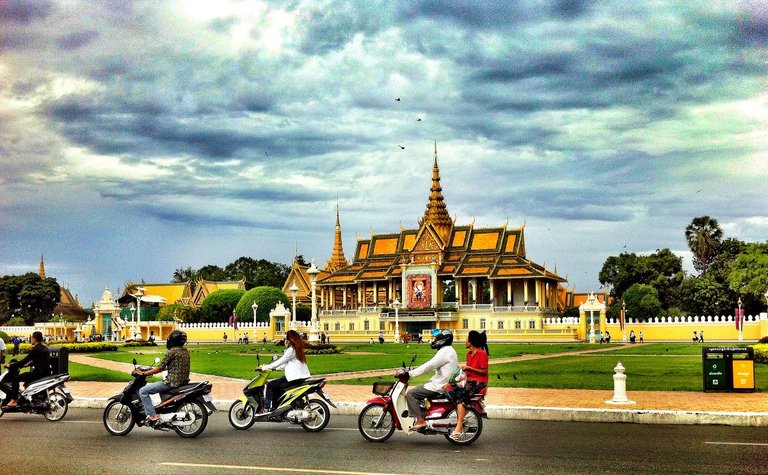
left=3, top=409, right=768, bottom=474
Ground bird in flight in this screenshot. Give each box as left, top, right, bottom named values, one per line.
left=399, top=145, right=405, bottom=150
left=416, top=117, right=421, bottom=121
left=395, top=97, right=401, bottom=102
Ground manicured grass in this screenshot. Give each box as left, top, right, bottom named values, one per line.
left=73, top=342, right=768, bottom=392
left=66, top=361, right=141, bottom=382
left=85, top=342, right=596, bottom=380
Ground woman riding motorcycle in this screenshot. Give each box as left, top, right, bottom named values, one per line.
left=256, top=330, right=310, bottom=411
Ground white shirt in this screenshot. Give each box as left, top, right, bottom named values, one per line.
left=264, top=346, right=310, bottom=381
left=0, top=338, right=5, bottom=351
left=409, top=345, right=459, bottom=392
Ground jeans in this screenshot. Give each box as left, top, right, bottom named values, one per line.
left=139, top=381, right=170, bottom=417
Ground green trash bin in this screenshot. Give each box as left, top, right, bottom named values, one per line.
left=702, top=347, right=755, bottom=392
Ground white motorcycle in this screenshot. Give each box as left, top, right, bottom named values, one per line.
left=0, top=360, right=73, bottom=421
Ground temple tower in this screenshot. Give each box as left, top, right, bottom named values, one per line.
left=418, top=142, right=453, bottom=242
left=39, top=254, right=46, bottom=279
left=326, top=203, right=349, bottom=273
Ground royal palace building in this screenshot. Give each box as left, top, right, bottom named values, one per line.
left=296, top=147, right=577, bottom=342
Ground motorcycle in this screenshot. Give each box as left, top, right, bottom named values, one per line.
left=228, top=354, right=336, bottom=432
left=102, top=358, right=216, bottom=438
left=357, top=356, right=487, bottom=445
left=0, top=359, right=73, bottom=421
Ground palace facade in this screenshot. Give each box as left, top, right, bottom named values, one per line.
left=303, top=147, right=575, bottom=341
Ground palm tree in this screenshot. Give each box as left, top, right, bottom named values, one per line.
left=684, top=216, right=723, bottom=274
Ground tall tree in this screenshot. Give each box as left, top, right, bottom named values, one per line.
left=0, top=273, right=61, bottom=325
left=728, top=243, right=768, bottom=315
left=685, top=216, right=723, bottom=274
left=225, top=257, right=290, bottom=289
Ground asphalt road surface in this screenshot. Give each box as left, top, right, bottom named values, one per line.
left=2, top=408, right=768, bottom=474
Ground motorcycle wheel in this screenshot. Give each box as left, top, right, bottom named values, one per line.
left=301, top=398, right=330, bottom=432
left=228, top=400, right=256, bottom=430
left=103, top=401, right=135, bottom=436
left=43, top=391, right=69, bottom=421
left=443, top=407, right=483, bottom=446
left=358, top=403, right=395, bottom=442
left=174, top=400, right=208, bottom=438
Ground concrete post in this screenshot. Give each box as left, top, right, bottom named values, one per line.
left=605, top=361, right=636, bottom=405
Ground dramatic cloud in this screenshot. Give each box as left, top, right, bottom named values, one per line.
left=1, top=0, right=766, bottom=304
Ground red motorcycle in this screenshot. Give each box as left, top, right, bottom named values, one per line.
left=357, top=359, right=487, bottom=445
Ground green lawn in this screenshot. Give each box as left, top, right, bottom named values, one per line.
left=73, top=342, right=767, bottom=392
left=66, top=361, right=158, bottom=383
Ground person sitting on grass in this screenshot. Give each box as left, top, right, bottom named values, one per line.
left=450, top=330, right=489, bottom=440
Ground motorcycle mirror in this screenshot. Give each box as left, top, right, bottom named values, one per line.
left=132, top=358, right=137, bottom=366
left=154, top=357, right=161, bottom=364
left=256, top=354, right=261, bottom=366
left=272, top=354, right=279, bottom=361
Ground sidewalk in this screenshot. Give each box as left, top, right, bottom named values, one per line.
left=66, top=354, right=768, bottom=427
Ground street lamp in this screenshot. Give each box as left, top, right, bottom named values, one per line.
left=621, top=300, right=627, bottom=343
left=251, top=301, right=259, bottom=333
left=738, top=296, right=743, bottom=342
left=289, top=280, right=299, bottom=327
left=307, top=261, right=321, bottom=343
left=129, top=303, right=135, bottom=323
left=392, top=298, right=401, bottom=343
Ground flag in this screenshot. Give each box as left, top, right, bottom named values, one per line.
left=735, top=308, right=743, bottom=330
left=229, top=313, right=238, bottom=330
left=619, top=308, right=625, bottom=332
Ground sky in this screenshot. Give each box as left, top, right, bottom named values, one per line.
left=1, top=0, right=767, bottom=308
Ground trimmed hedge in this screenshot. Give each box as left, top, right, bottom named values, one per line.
left=305, top=344, right=340, bottom=355
left=124, top=340, right=158, bottom=348
left=15, top=342, right=118, bottom=354
left=754, top=343, right=768, bottom=364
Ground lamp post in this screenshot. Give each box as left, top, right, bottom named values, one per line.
left=622, top=300, right=627, bottom=343
left=764, top=289, right=768, bottom=310
left=251, top=301, right=259, bottom=333
left=289, top=280, right=299, bottom=328
left=738, top=296, right=743, bottom=342
left=307, top=261, right=321, bottom=343
left=392, top=298, right=401, bottom=343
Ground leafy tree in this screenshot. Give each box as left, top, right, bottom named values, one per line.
left=677, top=274, right=734, bottom=316
left=0, top=330, right=9, bottom=343
left=198, top=264, right=227, bottom=281
left=0, top=273, right=61, bottom=325
left=599, top=249, right=682, bottom=310
left=728, top=243, right=768, bottom=315
left=622, top=284, right=662, bottom=320
left=172, top=267, right=197, bottom=283
left=199, top=289, right=246, bottom=323
left=224, top=257, right=289, bottom=289
left=157, top=303, right=198, bottom=322
left=6, top=317, right=25, bottom=326
left=235, top=286, right=290, bottom=323
left=685, top=216, right=723, bottom=274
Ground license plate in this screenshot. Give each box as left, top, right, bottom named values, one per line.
left=203, top=395, right=212, bottom=402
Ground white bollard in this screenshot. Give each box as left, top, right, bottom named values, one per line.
left=605, top=361, right=636, bottom=405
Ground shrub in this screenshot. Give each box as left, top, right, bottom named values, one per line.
left=235, top=286, right=290, bottom=323
left=305, top=344, right=340, bottom=355
left=124, top=340, right=158, bottom=347
left=758, top=336, right=768, bottom=344
left=0, top=330, right=8, bottom=343
left=754, top=343, right=768, bottom=364
left=200, top=289, right=246, bottom=323
left=14, top=342, right=119, bottom=354
left=157, top=303, right=197, bottom=322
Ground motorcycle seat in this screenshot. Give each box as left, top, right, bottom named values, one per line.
left=162, top=381, right=205, bottom=396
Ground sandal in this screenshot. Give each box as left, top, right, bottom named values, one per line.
left=449, top=431, right=463, bottom=440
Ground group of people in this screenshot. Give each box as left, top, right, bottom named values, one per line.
left=2, top=325, right=487, bottom=438
left=692, top=331, right=705, bottom=343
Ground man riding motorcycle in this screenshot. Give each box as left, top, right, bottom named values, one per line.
left=135, top=330, right=190, bottom=424
left=2, top=330, right=51, bottom=410
left=401, top=329, right=458, bottom=431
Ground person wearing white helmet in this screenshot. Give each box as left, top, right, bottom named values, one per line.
left=401, top=329, right=458, bottom=431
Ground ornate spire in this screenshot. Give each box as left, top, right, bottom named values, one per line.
left=39, top=254, right=46, bottom=279
left=326, top=202, right=349, bottom=273
left=419, top=142, right=453, bottom=238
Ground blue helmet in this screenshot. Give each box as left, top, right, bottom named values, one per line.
left=430, top=329, right=453, bottom=350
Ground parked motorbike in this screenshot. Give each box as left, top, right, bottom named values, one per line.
left=228, top=354, right=335, bottom=432
left=357, top=356, right=487, bottom=445
left=102, top=358, right=216, bottom=438
left=0, top=359, right=73, bottom=421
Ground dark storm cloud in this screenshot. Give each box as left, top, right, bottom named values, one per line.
left=0, top=0, right=54, bottom=25
left=297, top=1, right=391, bottom=54
left=397, top=0, right=531, bottom=28
left=57, top=30, right=100, bottom=50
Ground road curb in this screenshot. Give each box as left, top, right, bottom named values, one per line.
left=70, top=398, right=768, bottom=426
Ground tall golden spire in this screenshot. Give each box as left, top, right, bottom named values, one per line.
left=419, top=142, right=453, bottom=239
left=39, top=254, right=46, bottom=279
left=326, top=202, right=349, bottom=273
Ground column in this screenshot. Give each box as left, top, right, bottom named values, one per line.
left=507, top=280, right=512, bottom=306
left=343, top=286, right=347, bottom=308
left=524, top=279, right=529, bottom=305
left=472, top=278, right=478, bottom=303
